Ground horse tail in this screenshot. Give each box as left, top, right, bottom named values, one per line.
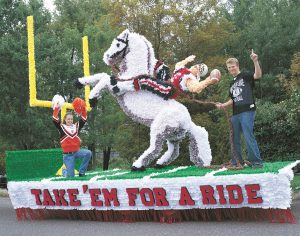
left=187, top=122, right=212, bottom=166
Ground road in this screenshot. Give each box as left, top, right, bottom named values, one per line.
left=0, top=197, right=299, bottom=236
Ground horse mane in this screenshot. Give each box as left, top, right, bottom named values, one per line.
left=120, top=32, right=156, bottom=78
left=139, top=34, right=156, bottom=75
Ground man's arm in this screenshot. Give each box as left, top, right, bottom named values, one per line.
left=250, top=49, right=262, bottom=80
left=175, top=55, right=195, bottom=70
left=185, top=76, right=218, bottom=93
left=215, top=99, right=233, bottom=109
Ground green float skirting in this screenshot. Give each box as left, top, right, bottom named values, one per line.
left=5, top=149, right=299, bottom=182
left=5, top=149, right=81, bottom=181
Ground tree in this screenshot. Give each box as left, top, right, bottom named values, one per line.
left=228, top=0, right=300, bottom=74
left=0, top=0, right=58, bottom=150
left=102, top=0, right=238, bottom=67
left=255, top=87, right=300, bottom=161
left=289, top=52, right=300, bottom=88
left=82, top=92, right=129, bottom=170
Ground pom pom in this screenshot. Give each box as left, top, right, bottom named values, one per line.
left=52, top=95, right=65, bottom=110
left=72, top=98, right=86, bottom=114
left=199, top=63, right=208, bottom=77
left=210, top=69, right=221, bottom=82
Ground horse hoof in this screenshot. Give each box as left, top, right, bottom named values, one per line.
left=131, top=166, right=146, bottom=172
left=112, top=86, right=120, bottom=94
left=154, top=164, right=165, bottom=169
left=89, top=98, right=98, bottom=108
left=74, top=80, right=84, bottom=89
left=110, top=75, right=117, bottom=85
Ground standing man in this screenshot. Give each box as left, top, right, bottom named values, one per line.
left=216, top=50, right=263, bottom=168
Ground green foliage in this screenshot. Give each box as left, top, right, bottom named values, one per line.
left=253, top=74, right=288, bottom=103
left=0, top=0, right=299, bottom=173
left=228, top=0, right=300, bottom=74
left=0, top=0, right=57, bottom=150
left=102, top=0, right=238, bottom=69
left=82, top=92, right=128, bottom=151
left=291, top=175, right=300, bottom=191
left=0, top=156, right=4, bottom=176
left=114, top=121, right=150, bottom=165
left=0, top=141, right=7, bottom=175
left=255, top=88, right=300, bottom=161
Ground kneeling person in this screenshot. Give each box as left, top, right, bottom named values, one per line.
left=52, top=97, right=92, bottom=177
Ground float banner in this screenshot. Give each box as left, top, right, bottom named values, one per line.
left=8, top=170, right=295, bottom=211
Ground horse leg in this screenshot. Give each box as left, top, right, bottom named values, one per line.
left=187, top=122, right=212, bottom=167
left=155, top=140, right=180, bottom=168
left=84, top=74, right=111, bottom=107
left=76, top=72, right=110, bottom=87
left=132, top=128, right=167, bottom=171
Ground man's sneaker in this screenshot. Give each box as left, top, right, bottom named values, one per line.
left=252, top=164, right=264, bottom=169
left=79, top=173, right=86, bottom=177
left=154, top=164, right=165, bottom=169
left=244, top=160, right=252, bottom=167
left=225, top=163, right=244, bottom=170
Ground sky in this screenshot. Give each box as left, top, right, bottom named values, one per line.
left=44, top=0, right=56, bottom=12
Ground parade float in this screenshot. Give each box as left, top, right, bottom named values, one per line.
left=5, top=16, right=299, bottom=223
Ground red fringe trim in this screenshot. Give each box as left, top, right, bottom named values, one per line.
left=15, top=207, right=296, bottom=224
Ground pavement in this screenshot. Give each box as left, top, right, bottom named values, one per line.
left=0, top=197, right=300, bottom=236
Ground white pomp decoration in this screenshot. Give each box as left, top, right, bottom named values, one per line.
left=75, top=29, right=212, bottom=170
left=52, top=94, right=65, bottom=110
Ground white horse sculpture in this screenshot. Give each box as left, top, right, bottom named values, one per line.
left=76, top=29, right=212, bottom=171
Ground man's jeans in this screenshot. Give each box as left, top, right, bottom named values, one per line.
left=231, top=111, right=263, bottom=165
left=63, top=149, right=92, bottom=177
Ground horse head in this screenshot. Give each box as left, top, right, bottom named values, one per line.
left=103, top=29, right=156, bottom=79
left=103, top=29, right=129, bottom=67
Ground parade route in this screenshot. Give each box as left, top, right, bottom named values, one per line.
left=0, top=197, right=299, bottom=236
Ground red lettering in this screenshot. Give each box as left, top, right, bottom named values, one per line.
left=67, top=189, right=81, bottom=206
left=153, top=188, right=169, bottom=206
left=89, top=189, right=103, bottom=207
left=245, top=184, right=263, bottom=204
left=53, top=189, right=68, bottom=206
left=82, top=185, right=88, bottom=193
left=216, top=185, right=227, bottom=204
left=42, top=189, right=55, bottom=206
left=226, top=185, right=243, bottom=204
left=102, top=188, right=120, bottom=207
left=140, top=188, right=155, bottom=206
left=31, top=189, right=42, bottom=205
left=200, top=185, right=217, bottom=204
left=179, top=187, right=195, bottom=206
left=126, top=188, right=139, bottom=206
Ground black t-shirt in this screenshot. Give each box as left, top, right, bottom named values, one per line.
left=229, top=71, right=256, bottom=115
